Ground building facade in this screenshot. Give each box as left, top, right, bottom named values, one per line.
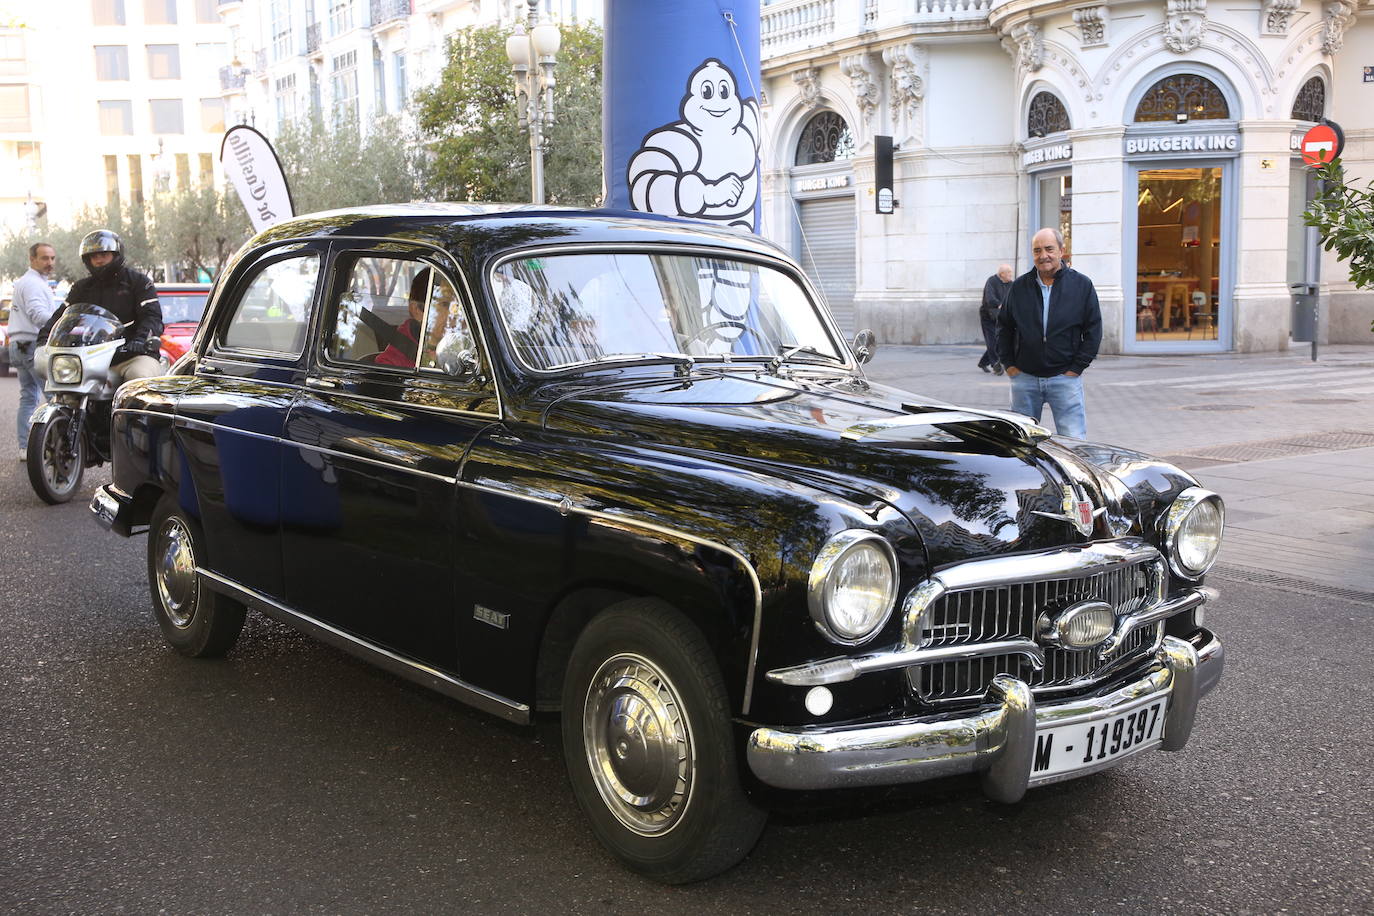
left=0, top=0, right=231, bottom=232
left=757, top=0, right=1374, bottom=352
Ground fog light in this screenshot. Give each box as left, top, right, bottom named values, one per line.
left=805, top=686, right=833, bottom=716
left=1039, top=600, right=1115, bottom=649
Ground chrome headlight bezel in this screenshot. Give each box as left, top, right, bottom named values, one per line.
left=1159, top=487, right=1225, bottom=579
left=50, top=354, right=83, bottom=385
left=807, top=529, right=898, bottom=645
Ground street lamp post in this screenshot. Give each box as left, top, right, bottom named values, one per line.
left=505, top=1, right=561, bottom=204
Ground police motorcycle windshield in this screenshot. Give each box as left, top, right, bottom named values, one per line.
left=47, top=303, right=125, bottom=348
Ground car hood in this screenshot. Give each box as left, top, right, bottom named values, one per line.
left=537, top=371, right=1130, bottom=570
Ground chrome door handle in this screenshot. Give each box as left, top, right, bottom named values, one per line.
left=305, top=377, right=339, bottom=389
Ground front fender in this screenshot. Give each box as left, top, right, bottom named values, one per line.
left=28, top=400, right=72, bottom=427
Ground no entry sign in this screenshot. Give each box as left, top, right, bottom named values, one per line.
left=1300, top=121, right=1345, bottom=167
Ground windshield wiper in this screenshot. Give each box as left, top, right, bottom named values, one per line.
left=767, top=343, right=845, bottom=374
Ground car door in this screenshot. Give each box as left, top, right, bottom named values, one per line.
left=175, top=242, right=323, bottom=600
left=280, top=243, right=499, bottom=670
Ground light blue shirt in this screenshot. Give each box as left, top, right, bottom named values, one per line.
left=1036, top=274, right=1053, bottom=336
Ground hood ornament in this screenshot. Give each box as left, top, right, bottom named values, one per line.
left=1033, top=483, right=1105, bottom=537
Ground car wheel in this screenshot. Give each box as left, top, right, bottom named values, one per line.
left=26, top=412, right=84, bottom=504
left=561, top=599, right=767, bottom=884
left=147, top=494, right=246, bottom=658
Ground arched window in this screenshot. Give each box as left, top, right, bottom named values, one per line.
left=1133, top=74, right=1230, bottom=122
left=1291, top=77, right=1325, bottom=123
left=795, top=111, right=855, bottom=166
left=1027, top=91, right=1070, bottom=138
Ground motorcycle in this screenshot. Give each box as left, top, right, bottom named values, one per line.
left=27, top=303, right=162, bottom=504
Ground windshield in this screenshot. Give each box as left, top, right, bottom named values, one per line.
left=47, top=303, right=124, bottom=347
left=159, top=292, right=209, bottom=323
left=492, top=251, right=844, bottom=371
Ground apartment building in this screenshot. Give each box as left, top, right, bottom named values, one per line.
left=0, top=0, right=232, bottom=231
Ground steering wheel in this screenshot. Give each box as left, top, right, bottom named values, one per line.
left=682, top=321, right=767, bottom=354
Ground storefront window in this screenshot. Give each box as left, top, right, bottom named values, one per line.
left=1134, top=75, right=1229, bottom=123
left=1135, top=167, right=1222, bottom=341
left=795, top=111, right=854, bottom=165
left=1290, top=77, right=1325, bottom=123
left=1038, top=173, right=1072, bottom=257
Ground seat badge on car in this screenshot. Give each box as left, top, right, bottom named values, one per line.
left=474, top=605, right=510, bottom=630
left=1032, top=484, right=1105, bottom=537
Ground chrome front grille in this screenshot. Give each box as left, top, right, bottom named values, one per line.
left=906, top=543, right=1167, bottom=704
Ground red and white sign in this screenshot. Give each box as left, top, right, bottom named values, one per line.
left=1300, top=122, right=1344, bottom=167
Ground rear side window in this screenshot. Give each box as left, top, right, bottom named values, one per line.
left=219, top=253, right=319, bottom=356
left=326, top=256, right=474, bottom=374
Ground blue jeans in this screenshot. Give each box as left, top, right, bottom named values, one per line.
left=1010, top=371, right=1086, bottom=439
left=9, top=338, right=45, bottom=451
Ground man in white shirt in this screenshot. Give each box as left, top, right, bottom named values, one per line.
left=9, top=242, right=58, bottom=458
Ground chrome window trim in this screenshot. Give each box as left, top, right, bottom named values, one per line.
left=114, top=407, right=766, bottom=714
left=487, top=242, right=855, bottom=377
left=197, top=567, right=531, bottom=723
left=1158, top=486, right=1225, bottom=579
left=806, top=529, right=898, bottom=646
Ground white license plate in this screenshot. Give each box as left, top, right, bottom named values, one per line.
left=1030, top=696, right=1167, bottom=783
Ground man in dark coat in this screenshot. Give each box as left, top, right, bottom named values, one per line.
left=977, top=264, right=1013, bottom=373
left=40, top=229, right=163, bottom=383
left=995, top=228, right=1101, bottom=439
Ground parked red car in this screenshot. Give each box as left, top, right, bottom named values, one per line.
left=156, top=283, right=213, bottom=363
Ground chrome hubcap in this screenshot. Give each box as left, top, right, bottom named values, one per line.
left=155, top=517, right=198, bottom=628
left=583, top=654, right=693, bottom=836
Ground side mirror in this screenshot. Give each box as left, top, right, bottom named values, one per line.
left=851, top=329, right=877, bottom=365
left=436, top=334, right=480, bottom=380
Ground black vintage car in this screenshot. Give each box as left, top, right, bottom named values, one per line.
left=92, top=204, right=1224, bottom=883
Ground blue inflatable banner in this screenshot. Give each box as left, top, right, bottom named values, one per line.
left=605, top=1, right=762, bottom=233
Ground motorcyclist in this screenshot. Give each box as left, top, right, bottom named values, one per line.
left=39, top=229, right=163, bottom=383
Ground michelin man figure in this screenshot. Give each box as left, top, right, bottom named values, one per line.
left=627, top=59, right=760, bottom=230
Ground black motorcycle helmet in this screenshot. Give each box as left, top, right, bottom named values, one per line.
left=79, top=229, right=125, bottom=280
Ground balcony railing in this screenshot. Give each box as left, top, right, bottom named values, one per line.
left=254, top=48, right=267, bottom=74
left=218, top=64, right=246, bottom=91
left=306, top=22, right=321, bottom=54
left=371, top=0, right=410, bottom=25
left=762, top=0, right=994, bottom=57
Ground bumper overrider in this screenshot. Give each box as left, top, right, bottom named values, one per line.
left=747, top=628, right=1222, bottom=802
left=91, top=484, right=137, bottom=536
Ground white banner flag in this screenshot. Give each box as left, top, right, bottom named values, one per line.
left=220, top=125, right=294, bottom=233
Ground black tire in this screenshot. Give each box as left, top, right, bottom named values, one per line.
left=147, top=494, right=245, bottom=658
left=26, top=412, right=85, bottom=504
left=561, top=600, right=767, bottom=884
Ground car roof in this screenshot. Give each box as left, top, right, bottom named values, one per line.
left=246, top=204, right=790, bottom=264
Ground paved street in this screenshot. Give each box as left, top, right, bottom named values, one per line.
left=2, top=348, right=1373, bottom=913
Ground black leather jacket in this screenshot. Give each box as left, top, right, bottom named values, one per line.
left=995, top=266, right=1102, bottom=377
left=41, top=259, right=162, bottom=344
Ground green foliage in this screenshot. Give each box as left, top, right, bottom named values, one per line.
left=0, top=201, right=154, bottom=285
left=1304, top=161, right=1374, bottom=332
left=149, top=185, right=252, bottom=280
left=273, top=112, right=424, bottom=214
left=413, top=22, right=603, bottom=205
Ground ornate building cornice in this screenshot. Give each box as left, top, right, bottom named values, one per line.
left=792, top=67, right=824, bottom=110
left=1000, top=20, right=1045, bottom=74
left=1072, top=5, right=1108, bottom=48
left=1321, top=0, right=1358, bottom=55
left=1163, top=0, right=1207, bottom=54
left=840, top=52, right=880, bottom=124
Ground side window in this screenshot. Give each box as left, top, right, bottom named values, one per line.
left=219, top=252, right=319, bottom=356
left=326, top=256, right=475, bottom=375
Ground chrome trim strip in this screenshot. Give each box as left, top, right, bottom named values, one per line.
left=289, top=439, right=458, bottom=484
left=766, top=638, right=1046, bottom=687
left=932, top=539, right=1161, bottom=592
left=1098, top=587, right=1207, bottom=658
left=197, top=567, right=530, bottom=723
left=746, top=628, right=1222, bottom=793
left=841, top=410, right=1051, bottom=444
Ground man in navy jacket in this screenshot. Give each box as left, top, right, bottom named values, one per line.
left=995, top=228, right=1102, bottom=439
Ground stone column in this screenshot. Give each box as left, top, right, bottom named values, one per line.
left=1234, top=120, right=1296, bottom=352
left=1065, top=126, right=1127, bottom=354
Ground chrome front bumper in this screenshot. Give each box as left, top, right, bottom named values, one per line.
left=747, top=630, right=1222, bottom=802
left=90, top=484, right=135, bottom=536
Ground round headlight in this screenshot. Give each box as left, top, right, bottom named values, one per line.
left=50, top=354, right=83, bottom=385
left=808, top=530, right=897, bottom=644
left=1162, top=488, right=1225, bottom=578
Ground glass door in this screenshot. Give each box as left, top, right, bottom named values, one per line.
left=1131, top=165, right=1226, bottom=346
